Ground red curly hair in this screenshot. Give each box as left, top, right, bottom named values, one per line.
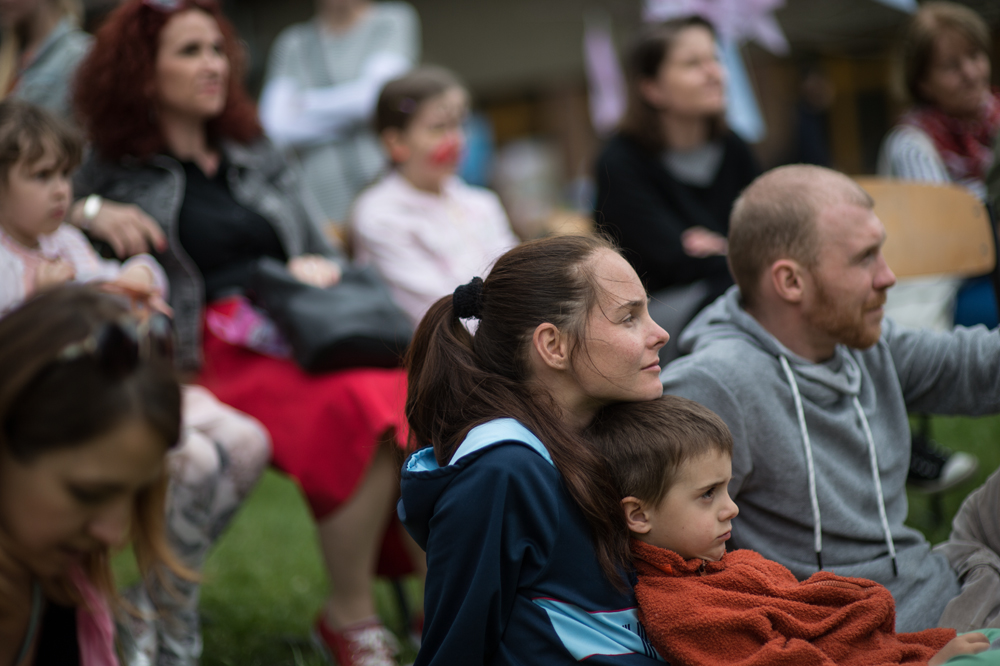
left=73, top=0, right=262, bottom=161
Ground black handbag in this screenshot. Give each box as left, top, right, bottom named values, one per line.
left=249, top=257, right=413, bottom=374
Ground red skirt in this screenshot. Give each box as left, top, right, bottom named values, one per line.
left=196, top=300, right=410, bottom=521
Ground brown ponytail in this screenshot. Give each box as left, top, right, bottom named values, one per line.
left=405, top=235, right=632, bottom=588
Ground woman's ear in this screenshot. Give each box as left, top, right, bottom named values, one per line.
left=622, top=496, right=653, bottom=534
left=531, top=322, right=570, bottom=371
left=381, top=128, right=410, bottom=164
left=638, top=76, right=668, bottom=111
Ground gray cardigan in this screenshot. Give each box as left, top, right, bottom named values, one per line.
left=74, top=138, right=343, bottom=370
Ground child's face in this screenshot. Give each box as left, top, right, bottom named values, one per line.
left=638, top=449, right=738, bottom=561
left=0, top=145, right=72, bottom=248
left=387, top=86, right=468, bottom=184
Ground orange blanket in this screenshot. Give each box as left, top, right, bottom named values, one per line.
left=632, top=540, right=955, bottom=666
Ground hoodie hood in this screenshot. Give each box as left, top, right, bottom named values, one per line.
left=399, top=418, right=553, bottom=550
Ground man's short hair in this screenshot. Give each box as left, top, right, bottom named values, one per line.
left=728, top=165, right=874, bottom=307
left=584, top=395, right=733, bottom=506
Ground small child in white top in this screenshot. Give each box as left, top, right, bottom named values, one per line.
left=0, top=101, right=166, bottom=315
left=352, top=66, right=519, bottom=326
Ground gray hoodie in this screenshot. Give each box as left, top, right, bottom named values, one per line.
left=661, top=286, right=1000, bottom=632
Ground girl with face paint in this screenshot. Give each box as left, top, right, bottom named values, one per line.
left=351, top=66, right=519, bottom=326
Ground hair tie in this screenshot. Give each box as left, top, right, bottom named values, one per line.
left=453, top=277, right=484, bottom=319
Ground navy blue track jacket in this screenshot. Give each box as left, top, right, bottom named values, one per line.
left=399, top=419, right=665, bottom=665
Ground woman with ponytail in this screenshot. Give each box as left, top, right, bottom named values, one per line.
left=400, top=235, right=670, bottom=665
left=0, top=0, right=89, bottom=119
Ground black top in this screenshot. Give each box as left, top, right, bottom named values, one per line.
left=33, top=602, right=79, bottom=666
left=594, top=132, right=760, bottom=293
left=177, top=159, right=288, bottom=302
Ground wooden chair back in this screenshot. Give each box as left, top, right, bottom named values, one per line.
left=854, top=177, right=995, bottom=279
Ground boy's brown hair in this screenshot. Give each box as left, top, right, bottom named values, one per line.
left=585, top=395, right=733, bottom=508
left=0, top=99, right=82, bottom=185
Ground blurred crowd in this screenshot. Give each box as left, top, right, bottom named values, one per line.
left=2, top=1, right=1000, bottom=666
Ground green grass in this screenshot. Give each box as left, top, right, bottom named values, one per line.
left=114, top=415, right=1000, bottom=664
left=906, top=414, right=1000, bottom=544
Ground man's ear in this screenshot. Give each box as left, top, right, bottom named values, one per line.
left=531, top=322, right=570, bottom=371
left=622, top=497, right=653, bottom=535
left=770, top=259, right=806, bottom=304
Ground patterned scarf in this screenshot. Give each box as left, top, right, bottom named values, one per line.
left=900, top=89, right=1000, bottom=185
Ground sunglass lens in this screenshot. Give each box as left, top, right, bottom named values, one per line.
left=98, top=322, right=140, bottom=378
left=147, top=313, right=175, bottom=360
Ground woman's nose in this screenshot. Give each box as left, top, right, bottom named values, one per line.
left=204, top=50, right=226, bottom=73
left=650, top=320, right=670, bottom=351
left=959, top=53, right=986, bottom=82
left=88, top=499, right=131, bottom=549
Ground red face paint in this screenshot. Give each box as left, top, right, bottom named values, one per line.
left=429, top=136, right=462, bottom=167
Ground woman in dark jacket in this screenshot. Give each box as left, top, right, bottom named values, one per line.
left=595, top=17, right=758, bottom=359
left=72, top=2, right=413, bottom=663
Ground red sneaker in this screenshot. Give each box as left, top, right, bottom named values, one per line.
left=312, top=616, right=399, bottom=666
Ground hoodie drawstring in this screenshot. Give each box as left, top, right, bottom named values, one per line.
left=779, top=355, right=898, bottom=577
left=852, top=396, right=899, bottom=577
left=779, top=356, right=823, bottom=572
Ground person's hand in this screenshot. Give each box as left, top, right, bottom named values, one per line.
left=288, top=254, right=341, bottom=288
left=102, top=264, right=172, bottom=319
left=34, top=258, right=75, bottom=290
left=75, top=199, right=167, bottom=258
left=929, top=633, right=990, bottom=665
left=681, top=227, right=728, bottom=258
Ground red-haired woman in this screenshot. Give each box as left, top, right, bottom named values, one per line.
left=72, top=1, right=415, bottom=663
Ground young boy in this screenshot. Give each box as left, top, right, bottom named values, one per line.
left=584, top=396, right=995, bottom=666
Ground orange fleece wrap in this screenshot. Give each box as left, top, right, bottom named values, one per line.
left=631, top=540, right=955, bottom=666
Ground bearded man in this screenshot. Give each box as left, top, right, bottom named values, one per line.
left=661, top=164, right=1000, bottom=634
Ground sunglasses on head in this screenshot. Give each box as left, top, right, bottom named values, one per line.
left=142, top=0, right=184, bottom=12
left=57, top=313, right=174, bottom=378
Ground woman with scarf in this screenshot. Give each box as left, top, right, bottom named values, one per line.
left=878, top=1, right=998, bottom=329
left=877, top=0, right=992, bottom=493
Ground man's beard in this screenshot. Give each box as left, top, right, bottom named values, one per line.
left=807, top=280, right=888, bottom=350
